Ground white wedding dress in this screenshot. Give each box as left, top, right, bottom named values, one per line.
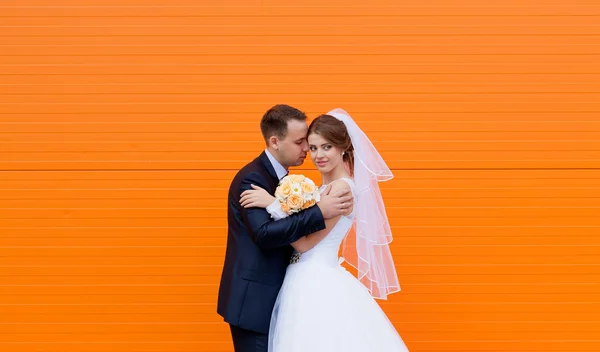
left=268, top=178, right=409, bottom=352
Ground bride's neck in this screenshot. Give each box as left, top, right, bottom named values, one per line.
left=321, top=163, right=349, bottom=185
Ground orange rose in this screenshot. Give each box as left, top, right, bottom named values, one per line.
left=302, top=199, right=316, bottom=209
left=278, top=183, right=292, bottom=197
left=281, top=202, right=291, bottom=214
left=289, top=174, right=305, bottom=183
left=301, top=182, right=316, bottom=194
left=286, top=194, right=304, bottom=210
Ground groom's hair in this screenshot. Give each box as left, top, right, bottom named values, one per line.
left=260, top=104, right=307, bottom=144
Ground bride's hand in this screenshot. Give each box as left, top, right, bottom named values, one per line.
left=240, top=184, right=276, bottom=208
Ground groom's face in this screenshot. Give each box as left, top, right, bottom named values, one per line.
left=276, top=119, right=309, bottom=168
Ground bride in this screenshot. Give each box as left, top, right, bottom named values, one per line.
left=240, top=108, right=409, bottom=352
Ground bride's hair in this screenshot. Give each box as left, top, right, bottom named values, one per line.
left=308, top=114, right=355, bottom=176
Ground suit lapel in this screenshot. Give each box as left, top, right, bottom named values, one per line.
left=258, top=151, right=280, bottom=190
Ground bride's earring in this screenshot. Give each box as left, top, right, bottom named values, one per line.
left=341, top=152, right=345, bottom=156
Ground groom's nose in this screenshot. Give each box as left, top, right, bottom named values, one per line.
left=302, top=140, right=309, bottom=152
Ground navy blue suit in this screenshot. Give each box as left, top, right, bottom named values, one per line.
left=217, top=152, right=326, bottom=351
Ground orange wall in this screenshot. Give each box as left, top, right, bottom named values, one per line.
left=1, top=1, right=600, bottom=351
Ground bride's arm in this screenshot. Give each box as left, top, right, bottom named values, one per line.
left=290, top=181, right=353, bottom=253
left=240, top=184, right=287, bottom=220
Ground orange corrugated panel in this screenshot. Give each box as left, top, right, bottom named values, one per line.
left=1, top=1, right=600, bottom=351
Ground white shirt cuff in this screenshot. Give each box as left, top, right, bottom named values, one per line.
left=266, top=199, right=288, bottom=221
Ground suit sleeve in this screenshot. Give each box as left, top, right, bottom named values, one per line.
left=266, top=199, right=288, bottom=221
left=240, top=172, right=326, bottom=250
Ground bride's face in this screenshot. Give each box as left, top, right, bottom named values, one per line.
left=308, top=133, right=343, bottom=173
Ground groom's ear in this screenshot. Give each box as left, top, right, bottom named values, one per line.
left=269, top=135, right=280, bottom=150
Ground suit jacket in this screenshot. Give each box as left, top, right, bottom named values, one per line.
left=217, top=151, right=326, bottom=334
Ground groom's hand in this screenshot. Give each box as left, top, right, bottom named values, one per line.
left=318, top=184, right=354, bottom=219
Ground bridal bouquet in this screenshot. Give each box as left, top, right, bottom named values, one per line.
left=275, top=174, right=321, bottom=215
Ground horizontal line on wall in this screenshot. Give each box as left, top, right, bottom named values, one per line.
left=4, top=73, right=600, bottom=76
left=3, top=53, right=600, bottom=56
left=4, top=34, right=600, bottom=37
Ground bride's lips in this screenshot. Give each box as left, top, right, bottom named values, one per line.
left=316, top=161, right=328, bottom=167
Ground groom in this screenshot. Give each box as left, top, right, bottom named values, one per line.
left=217, top=104, right=354, bottom=352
